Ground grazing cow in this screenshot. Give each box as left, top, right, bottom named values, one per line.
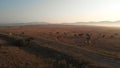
left=56, top=35, right=62, bottom=40
left=74, top=34, right=77, bottom=37
left=19, top=32, right=25, bottom=36
left=64, top=32, right=67, bottom=35
left=110, top=35, right=114, bottom=38
left=21, top=32, right=24, bottom=35
left=102, top=35, right=105, bottom=38
left=115, top=33, right=118, bottom=35
left=25, top=37, right=34, bottom=45
left=56, top=32, right=59, bottom=34
left=0, top=44, right=1, bottom=48
left=9, top=32, right=13, bottom=36
left=78, top=33, right=83, bottom=37
left=85, top=33, right=91, bottom=45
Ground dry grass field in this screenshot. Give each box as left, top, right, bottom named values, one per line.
left=0, top=25, right=120, bottom=68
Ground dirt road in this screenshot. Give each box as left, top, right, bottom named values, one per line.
left=34, top=38, right=120, bottom=68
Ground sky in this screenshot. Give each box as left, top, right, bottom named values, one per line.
left=0, top=0, right=120, bottom=23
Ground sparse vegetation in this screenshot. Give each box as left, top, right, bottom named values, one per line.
left=0, top=25, right=119, bottom=68
left=0, top=33, right=109, bottom=68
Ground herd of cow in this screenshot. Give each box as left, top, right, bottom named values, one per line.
left=37, top=31, right=119, bottom=47
left=2, top=30, right=118, bottom=47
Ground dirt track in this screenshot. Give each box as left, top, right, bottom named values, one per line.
left=34, top=37, right=120, bottom=68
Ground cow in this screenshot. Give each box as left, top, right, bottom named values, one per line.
left=85, top=33, right=91, bottom=45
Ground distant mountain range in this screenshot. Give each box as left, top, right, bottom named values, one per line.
left=0, top=22, right=50, bottom=26
left=61, top=21, right=120, bottom=27
left=0, top=21, right=120, bottom=26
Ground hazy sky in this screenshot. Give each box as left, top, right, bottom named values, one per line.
left=0, top=0, right=120, bottom=23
